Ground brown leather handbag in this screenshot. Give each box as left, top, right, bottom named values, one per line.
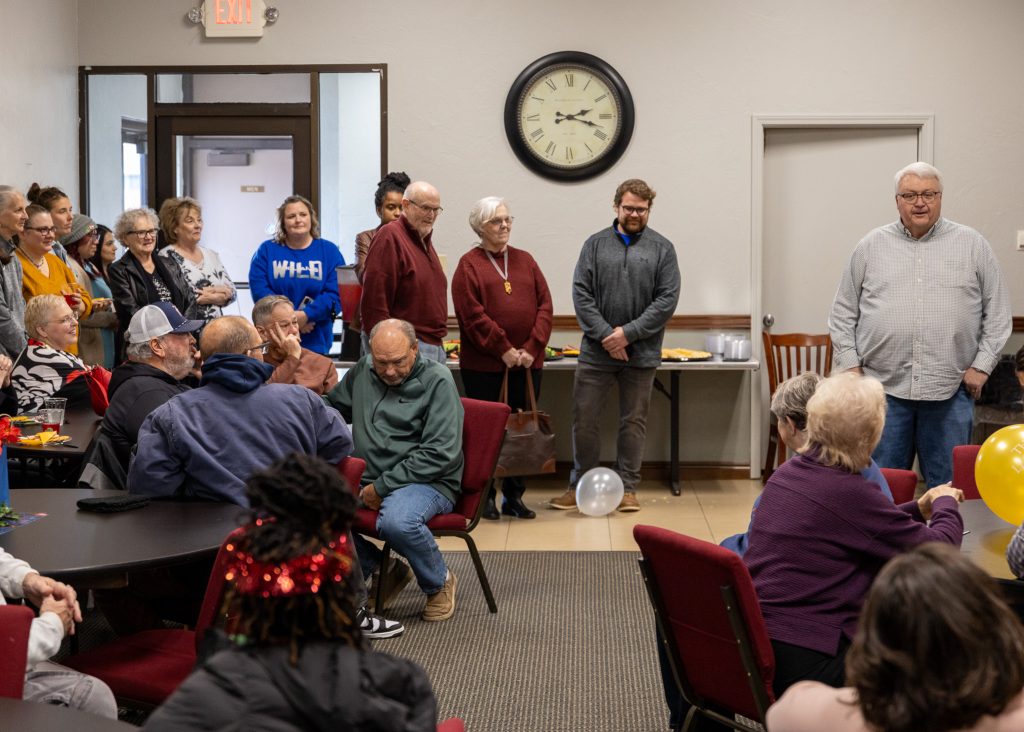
left=493, top=368, right=557, bottom=478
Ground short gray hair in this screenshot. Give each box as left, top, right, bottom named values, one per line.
left=252, top=294, right=293, bottom=326
left=894, top=162, right=943, bottom=193
left=113, top=207, right=159, bottom=244
left=368, top=318, right=416, bottom=348
left=770, top=372, right=823, bottom=431
left=467, top=196, right=507, bottom=237
left=24, top=294, right=65, bottom=339
left=126, top=339, right=156, bottom=362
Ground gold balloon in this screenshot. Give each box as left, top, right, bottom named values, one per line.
left=975, top=424, right=1024, bottom=526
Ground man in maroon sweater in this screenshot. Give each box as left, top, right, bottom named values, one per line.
left=360, top=181, right=448, bottom=362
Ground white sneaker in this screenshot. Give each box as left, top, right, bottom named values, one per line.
left=358, top=607, right=405, bottom=639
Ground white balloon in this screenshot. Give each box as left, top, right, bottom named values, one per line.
left=575, top=467, right=624, bottom=516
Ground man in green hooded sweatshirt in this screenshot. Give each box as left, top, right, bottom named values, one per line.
left=326, top=318, right=464, bottom=622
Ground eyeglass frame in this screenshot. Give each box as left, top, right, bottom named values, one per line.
left=486, top=216, right=515, bottom=227
left=896, top=191, right=941, bottom=203
left=245, top=341, right=270, bottom=356
left=619, top=205, right=650, bottom=216
left=128, top=228, right=159, bottom=239
left=407, top=200, right=444, bottom=216
left=23, top=225, right=58, bottom=235
left=48, top=314, right=79, bottom=326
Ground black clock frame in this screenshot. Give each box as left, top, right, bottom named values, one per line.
left=503, top=51, right=635, bottom=182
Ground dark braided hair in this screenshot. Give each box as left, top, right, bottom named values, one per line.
left=373, top=171, right=411, bottom=212
left=220, top=453, right=364, bottom=663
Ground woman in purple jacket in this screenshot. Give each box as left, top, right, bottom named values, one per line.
left=744, top=372, right=964, bottom=697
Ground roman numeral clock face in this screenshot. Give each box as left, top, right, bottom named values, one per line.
left=504, top=52, right=635, bottom=181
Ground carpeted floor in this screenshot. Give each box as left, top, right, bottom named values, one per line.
left=375, top=551, right=668, bottom=732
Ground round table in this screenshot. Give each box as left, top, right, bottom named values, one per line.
left=0, top=698, right=137, bottom=731
left=0, top=489, right=244, bottom=585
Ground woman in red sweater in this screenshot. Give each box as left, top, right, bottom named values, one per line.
left=452, top=197, right=553, bottom=520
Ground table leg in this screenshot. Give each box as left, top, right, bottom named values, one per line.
left=652, top=373, right=682, bottom=496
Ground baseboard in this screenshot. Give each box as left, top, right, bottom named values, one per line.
left=550, top=461, right=751, bottom=481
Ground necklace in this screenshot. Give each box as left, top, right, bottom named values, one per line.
left=483, top=247, right=511, bottom=295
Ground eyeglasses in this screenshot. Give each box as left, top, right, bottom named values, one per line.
left=24, top=226, right=57, bottom=235
left=128, top=229, right=159, bottom=239
left=408, top=200, right=443, bottom=216
left=486, top=217, right=515, bottom=227
left=245, top=341, right=270, bottom=356
left=897, top=191, right=941, bottom=203
left=619, top=205, right=650, bottom=216
left=49, top=314, right=78, bottom=326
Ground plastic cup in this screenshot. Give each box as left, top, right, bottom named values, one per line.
left=40, top=397, right=67, bottom=433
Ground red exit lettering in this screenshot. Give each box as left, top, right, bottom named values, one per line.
left=214, top=0, right=253, bottom=25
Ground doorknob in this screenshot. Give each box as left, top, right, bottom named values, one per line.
left=762, top=313, right=775, bottom=328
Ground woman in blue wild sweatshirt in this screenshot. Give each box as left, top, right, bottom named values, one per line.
left=249, top=195, right=343, bottom=355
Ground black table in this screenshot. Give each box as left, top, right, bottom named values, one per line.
left=959, top=498, right=1019, bottom=581
left=7, top=409, right=101, bottom=459
left=0, top=698, right=137, bottom=731
left=0, top=489, right=243, bottom=586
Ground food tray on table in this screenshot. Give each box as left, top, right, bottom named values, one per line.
left=661, top=348, right=713, bottom=362
left=545, top=347, right=564, bottom=362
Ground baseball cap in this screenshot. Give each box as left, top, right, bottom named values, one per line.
left=127, top=302, right=204, bottom=343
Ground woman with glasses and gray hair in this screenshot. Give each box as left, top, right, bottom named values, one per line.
left=107, top=207, right=198, bottom=355
left=11, top=294, right=91, bottom=413
left=452, top=196, right=552, bottom=520
left=744, top=372, right=964, bottom=698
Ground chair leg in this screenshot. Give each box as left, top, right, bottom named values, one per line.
left=374, top=543, right=393, bottom=612
left=763, top=419, right=779, bottom=483
left=461, top=533, right=497, bottom=613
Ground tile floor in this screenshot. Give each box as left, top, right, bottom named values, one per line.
left=436, top=476, right=763, bottom=552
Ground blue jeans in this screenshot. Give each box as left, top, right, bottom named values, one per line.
left=354, top=483, right=454, bottom=594
left=571, top=363, right=657, bottom=493
left=873, top=386, right=974, bottom=487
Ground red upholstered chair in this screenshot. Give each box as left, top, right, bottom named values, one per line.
left=634, top=524, right=775, bottom=731
left=0, top=605, right=34, bottom=699
left=953, top=444, right=982, bottom=500
left=337, top=456, right=366, bottom=496
left=881, top=467, right=918, bottom=504
left=63, top=530, right=240, bottom=708
left=353, top=397, right=510, bottom=614
left=437, top=719, right=465, bottom=732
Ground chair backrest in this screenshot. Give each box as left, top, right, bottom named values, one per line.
left=762, top=332, right=833, bottom=396
left=337, top=456, right=367, bottom=498
left=194, top=528, right=245, bottom=651
left=453, top=398, right=511, bottom=519
left=633, top=524, right=775, bottom=724
left=880, top=467, right=918, bottom=504
left=0, top=604, right=34, bottom=699
left=953, top=444, right=982, bottom=500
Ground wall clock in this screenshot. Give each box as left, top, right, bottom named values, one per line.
left=504, top=51, right=635, bottom=181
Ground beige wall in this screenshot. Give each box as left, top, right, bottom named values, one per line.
left=65, top=0, right=1024, bottom=466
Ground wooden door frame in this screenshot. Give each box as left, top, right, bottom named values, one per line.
left=748, top=114, right=935, bottom=477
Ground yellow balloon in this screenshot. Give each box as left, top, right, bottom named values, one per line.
left=975, top=424, right=1024, bottom=526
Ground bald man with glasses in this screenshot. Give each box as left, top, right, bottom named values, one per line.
left=829, top=162, right=1011, bottom=487
left=360, top=181, right=450, bottom=362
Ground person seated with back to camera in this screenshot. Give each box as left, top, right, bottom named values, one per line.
left=252, top=294, right=338, bottom=395
left=142, top=453, right=438, bottom=732
left=128, top=315, right=402, bottom=639
left=81, top=302, right=203, bottom=490
left=324, top=318, right=463, bottom=622
left=1, top=547, right=116, bottom=718
left=768, top=543, right=1024, bottom=732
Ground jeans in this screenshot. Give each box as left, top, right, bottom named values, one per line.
left=24, top=661, right=118, bottom=718
left=354, top=483, right=453, bottom=594
left=571, top=363, right=656, bottom=492
left=460, top=367, right=543, bottom=500
left=873, top=385, right=974, bottom=487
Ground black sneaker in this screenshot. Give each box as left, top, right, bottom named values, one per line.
left=358, top=607, right=405, bottom=639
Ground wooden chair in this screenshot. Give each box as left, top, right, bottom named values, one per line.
left=762, top=332, right=833, bottom=481
left=634, top=525, right=775, bottom=731
left=0, top=605, right=34, bottom=699
left=352, top=398, right=510, bottom=613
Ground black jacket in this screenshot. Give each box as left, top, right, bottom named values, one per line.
left=143, top=640, right=437, bottom=732
left=101, top=361, right=190, bottom=469
left=107, top=252, right=199, bottom=339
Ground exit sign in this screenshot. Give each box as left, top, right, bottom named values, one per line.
left=202, top=0, right=268, bottom=38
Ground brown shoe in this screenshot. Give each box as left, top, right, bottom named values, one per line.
left=549, top=489, right=577, bottom=510
left=617, top=492, right=640, bottom=512
left=422, top=570, right=457, bottom=622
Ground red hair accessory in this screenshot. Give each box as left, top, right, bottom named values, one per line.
left=224, top=531, right=353, bottom=598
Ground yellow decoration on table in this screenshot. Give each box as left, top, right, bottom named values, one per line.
left=975, top=424, right=1024, bottom=526
left=17, top=431, right=70, bottom=447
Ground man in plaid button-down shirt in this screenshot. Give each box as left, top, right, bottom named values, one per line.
left=829, top=162, right=1011, bottom=487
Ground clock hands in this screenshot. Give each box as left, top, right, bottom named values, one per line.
left=554, top=109, right=603, bottom=127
